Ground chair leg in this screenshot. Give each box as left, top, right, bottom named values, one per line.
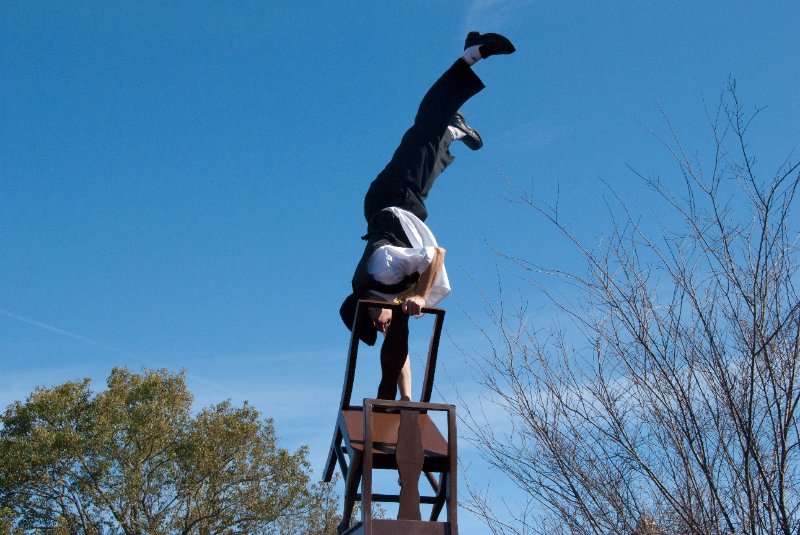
left=429, top=470, right=447, bottom=521
left=337, top=451, right=363, bottom=534
left=324, top=426, right=343, bottom=482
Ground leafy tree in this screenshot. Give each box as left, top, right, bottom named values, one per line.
left=462, top=85, right=800, bottom=534
left=0, top=368, right=339, bottom=535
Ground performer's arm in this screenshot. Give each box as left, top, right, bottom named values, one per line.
left=402, top=246, right=445, bottom=316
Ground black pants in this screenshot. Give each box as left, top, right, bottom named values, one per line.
left=363, top=59, right=485, bottom=224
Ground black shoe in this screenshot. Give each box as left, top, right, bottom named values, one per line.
left=464, top=31, right=516, bottom=58
left=450, top=111, right=483, bottom=151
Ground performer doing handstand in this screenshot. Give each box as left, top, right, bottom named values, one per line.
left=340, top=32, right=516, bottom=400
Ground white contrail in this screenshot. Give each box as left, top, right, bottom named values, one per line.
left=0, top=309, right=138, bottom=359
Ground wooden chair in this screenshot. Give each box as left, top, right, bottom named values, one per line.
left=323, top=300, right=458, bottom=534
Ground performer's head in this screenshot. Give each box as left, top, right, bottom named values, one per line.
left=367, top=299, right=392, bottom=333
left=339, top=292, right=386, bottom=346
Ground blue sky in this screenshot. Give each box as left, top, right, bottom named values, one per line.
left=2, top=1, right=798, bottom=531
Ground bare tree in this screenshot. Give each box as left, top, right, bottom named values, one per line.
left=460, top=83, right=800, bottom=535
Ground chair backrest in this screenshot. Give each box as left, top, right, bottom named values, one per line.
left=338, top=299, right=446, bottom=411
left=361, top=399, right=458, bottom=529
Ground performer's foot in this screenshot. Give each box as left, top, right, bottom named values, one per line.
left=449, top=111, right=483, bottom=151
left=464, top=31, right=516, bottom=58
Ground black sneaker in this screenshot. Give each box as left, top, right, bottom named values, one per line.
left=464, top=31, right=516, bottom=58
left=450, top=111, right=483, bottom=151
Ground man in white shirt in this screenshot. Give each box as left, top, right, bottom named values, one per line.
left=340, top=32, right=516, bottom=400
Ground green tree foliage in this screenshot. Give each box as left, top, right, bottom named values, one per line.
left=0, top=368, right=339, bottom=535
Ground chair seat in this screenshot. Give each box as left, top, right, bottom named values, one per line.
left=340, top=408, right=449, bottom=471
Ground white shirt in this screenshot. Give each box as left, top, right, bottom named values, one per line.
left=366, top=207, right=451, bottom=306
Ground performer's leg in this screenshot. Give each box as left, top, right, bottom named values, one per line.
left=364, top=59, right=485, bottom=222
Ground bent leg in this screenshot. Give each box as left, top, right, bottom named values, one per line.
left=364, top=59, right=485, bottom=222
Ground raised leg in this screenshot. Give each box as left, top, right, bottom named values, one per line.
left=364, top=59, right=485, bottom=223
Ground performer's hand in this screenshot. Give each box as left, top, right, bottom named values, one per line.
left=402, top=296, right=426, bottom=316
